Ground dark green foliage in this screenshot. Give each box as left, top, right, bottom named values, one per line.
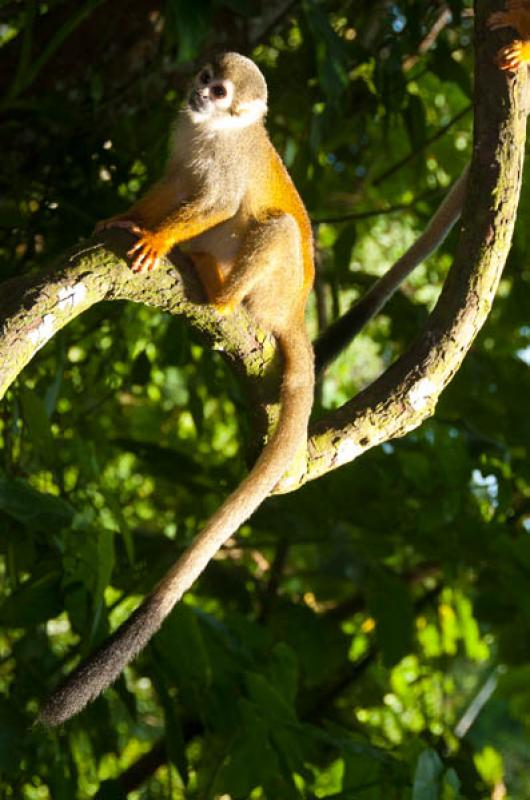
left=1, top=0, right=530, bottom=797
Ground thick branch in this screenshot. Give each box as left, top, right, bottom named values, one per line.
left=300, top=0, right=527, bottom=488
left=0, top=232, right=279, bottom=450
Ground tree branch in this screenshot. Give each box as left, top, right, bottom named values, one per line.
left=0, top=232, right=280, bottom=453
left=298, top=0, right=526, bottom=490
left=313, top=167, right=469, bottom=374
left=0, top=2, right=525, bottom=502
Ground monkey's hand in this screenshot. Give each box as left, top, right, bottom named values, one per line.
left=496, top=39, right=530, bottom=69
left=95, top=217, right=164, bottom=272
left=126, top=228, right=167, bottom=273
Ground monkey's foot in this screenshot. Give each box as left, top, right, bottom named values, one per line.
left=127, top=230, right=166, bottom=273
left=213, top=299, right=237, bottom=316
left=211, top=286, right=240, bottom=316
left=496, top=39, right=530, bottom=69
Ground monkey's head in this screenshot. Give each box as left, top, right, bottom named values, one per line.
left=187, top=52, right=268, bottom=131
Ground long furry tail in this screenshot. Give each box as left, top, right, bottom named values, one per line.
left=38, top=325, right=314, bottom=726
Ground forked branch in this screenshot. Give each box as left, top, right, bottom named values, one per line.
left=0, top=1, right=526, bottom=498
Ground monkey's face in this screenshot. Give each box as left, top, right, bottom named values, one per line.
left=187, top=52, right=268, bottom=131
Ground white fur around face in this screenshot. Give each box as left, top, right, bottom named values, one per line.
left=210, top=98, right=267, bottom=130
left=188, top=77, right=266, bottom=130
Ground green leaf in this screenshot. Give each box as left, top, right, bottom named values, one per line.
left=366, top=570, right=414, bottom=667
left=404, top=94, right=427, bottom=153
left=164, top=0, right=213, bottom=61
left=303, top=0, right=349, bottom=103
left=160, top=316, right=191, bottom=366
left=0, top=475, right=74, bottom=530
left=93, top=527, right=115, bottom=610
left=153, top=605, right=212, bottom=710
left=269, top=604, right=349, bottom=686
left=0, top=701, right=24, bottom=772
left=20, top=387, right=54, bottom=463
left=112, top=438, right=219, bottom=488
left=430, top=41, right=472, bottom=98
left=151, top=660, right=189, bottom=784
left=92, top=780, right=126, bottom=800
left=130, top=350, right=151, bottom=386
left=216, top=699, right=300, bottom=799
left=48, top=750, right=78, bottom=800
left=442, top=767, right=461, bottom=799
left=267, top=642, right=299, bottom=706
left=0, top=570, right=63, bottom=625
left=334, top=224, right=357, bottom=275
left=412, top=749, right=444, bottom=800
left=245, top=671, right=297, bottom=724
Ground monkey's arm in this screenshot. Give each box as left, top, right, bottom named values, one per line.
left=126, top=203, right=237, bottom=273
left=100, top=190, right=238, bottom=273
left=96, top=179, right=181, bottom=232
left=488, top=0, right=530, bottom=69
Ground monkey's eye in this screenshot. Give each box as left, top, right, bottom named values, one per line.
left=200, top=71, right=211, bottom=85
left=212, top=84, right=227, bottom=99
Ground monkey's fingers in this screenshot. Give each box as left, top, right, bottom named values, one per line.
left=131, top=254, right=147, bottom=272
left=127, top=241, right=148, bottom=272
left=134, top=252, right=159, bottom=272
left=131, top=248, right=153, bottom=272
left=128, top=239, right=162, bottom=272
left=127, top=241, right=145, bottom=255
left=496, top=41, right=525, bottom=69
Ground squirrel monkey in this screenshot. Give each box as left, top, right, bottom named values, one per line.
left=39, top=53, right=315, bottom=726
left=488, top=0, right=530, bottom=69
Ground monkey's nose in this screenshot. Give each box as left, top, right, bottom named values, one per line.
left=190, top=89, right=208, bottom=112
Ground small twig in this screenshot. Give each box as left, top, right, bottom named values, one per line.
left=372, top=105, right=471, bottom=187
left=403, top=6, right=453, bottom=71
left=313, top=191, right=439, bottom=226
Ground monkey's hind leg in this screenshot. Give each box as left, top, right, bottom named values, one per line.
left=190, top=252, right=226, bottom=302
left=212, top=214, right=303, bottom=322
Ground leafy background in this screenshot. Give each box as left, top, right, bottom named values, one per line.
left=1, top=0, right=530, bottom=797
